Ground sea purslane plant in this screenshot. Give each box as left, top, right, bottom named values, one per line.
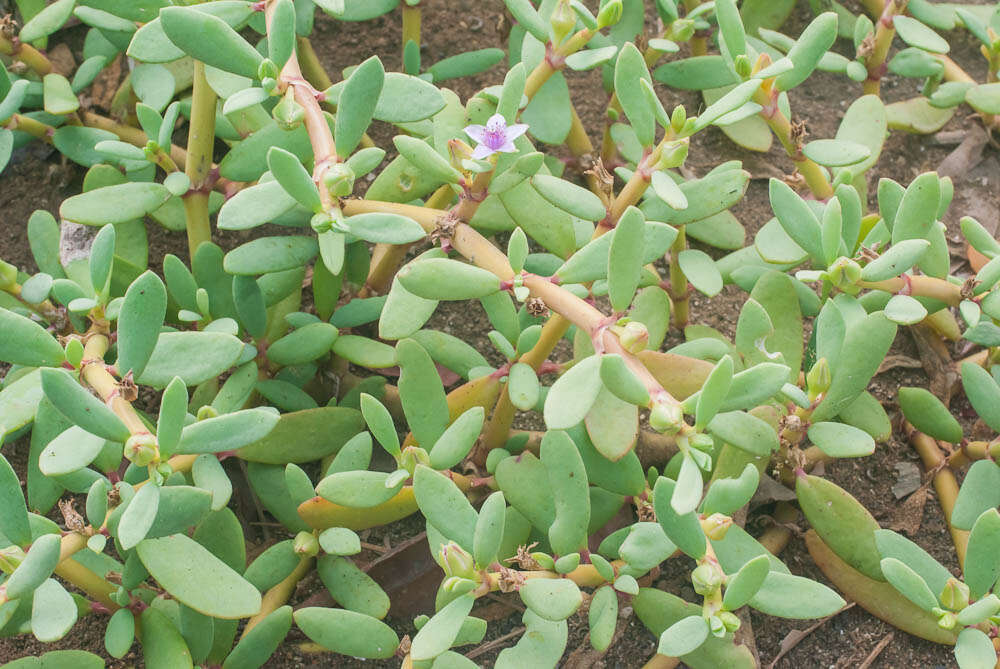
left=2, top=0, right=1000, bottom=667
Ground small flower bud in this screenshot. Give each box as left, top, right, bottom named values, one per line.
left=0, top=546, right=25, bottom=574
left=606, top=107, right=620, bottom=122
left=688, top=433, right=714, bottom=452
left=936, top=610, right=957, bottom=630
left=310, top=212, right=333, bottom=234
left=112, top=586, right=131, bottom=607
left=399, top=446, right=430, bottom=474
left=718, top=611, right=741, bottom=633
left=806, top=357, right=832, bottom=398
left=272, top=87, right=305, bottom=131
left=670, top=105, right=687, bottom=133
left=257, top=58, right=279, bottom=82
left=617, top=320, right=649, bottom=354
left=596, top=0, right=623, bottom=29
left=143, top=141, right=162, bottom=161
left=827, top=257, right=862, bottom=293
left=156, top=462, right=173, bottom=479
left=733, top=54, right=752, bottom=78
left=261, top=76, right=278, bottom=94
left=441, top=576, right=478, bottom=595
left=709, top=614, right=726, bottom=637
left=196, top=405, right=219, bottom=421
left=440, top=542, right=476, bottom=579
left=0, top=259, right=17, bottom=290
left=649, top=401, right=684, bottom=434
left=989, top=441, right=1000, bottom=460
left=939, top=578, right=970, bottom=611
left=657, top=140, right=689, bottom=168
left=692, top=564, right=722, bottom=596
left=322, top=162, right=356, bottom=198
left=124, top=433, right=159, bottom=467
left=668, top=18, right=695, bottom=42
left=294, top=531, right=320, bottom=557
left=550, top=0, right=576, bottom=44
left=842, top=257, right=862, bottom=284
left=700, top=513, right=733, bottom=541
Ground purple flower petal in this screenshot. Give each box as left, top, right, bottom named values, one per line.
left=464, top=124, right=487, bottom=143
left=486, top=114, right=506, bottom=132
left=506, top=123, right=529, bottom=141
left=496, top=140, right=518, bottom=153
left=471, top=144, right=495, bottom=159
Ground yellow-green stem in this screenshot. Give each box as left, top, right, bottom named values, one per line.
left=4, top=113, right=53, bottom=143
left=668, top=226, right=689, bottom=329
left=182, top=61, right=217, bottom=261
left=242, top=556, right=314, bottom=637
left=753, top=87, right=834, bottom=199
left=401, top=5, right=421, bottom=68
left=683, top=0, right=707, bottom=56
left=475, top=315, right=572, bottom=464
left=360, top=185, right=454, bottom=297
left=862, top=1, right=904, bottom=96
left=858, top=275, right=962, bottom=305
left=0, top=34, right=53, bottom=75
left=907, top=425, right=967, bottom=568
left=54, top=558, right=119, bottom=611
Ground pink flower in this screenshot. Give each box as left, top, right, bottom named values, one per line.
left=464, top=113, right=529, bottom=159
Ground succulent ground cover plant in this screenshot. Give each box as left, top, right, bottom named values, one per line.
left=2, top=0, right=1000, bottom=667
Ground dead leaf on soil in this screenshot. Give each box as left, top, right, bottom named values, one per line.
left=938, top=126, right=989, bottom=179
left=47, top=43, right=75, bottom=76
left=891, top=462, right=922, bottom=499
left=910, top=324, right=958, bottom=406
left=876, top=354, right=922, bottom=375
left=888, top=485, right=928, bottom=536
left=767, top=602, right=854, bottom=669
left=90, top=55, right=124, bottom=112
left=765, top=602, right=855, bottom=669
left=751, top=473, right=797, bottom=507
left=857, top=631, right=894, bottom=669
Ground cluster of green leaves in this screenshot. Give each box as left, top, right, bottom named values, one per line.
left=3, top=0, right=1000, bottom=667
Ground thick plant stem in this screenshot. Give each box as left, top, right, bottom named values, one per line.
left=756, top=501, right=800, bottom=556
left=753, top=87, right=833, bottom=199
left=683, top=0, right=707, bottom=56
left=566, top=105, right=607, bottom=197
left=360, top=185, right=454, bottom=297
left=401, top=5, right=421, bottom=68
left=54, top=558, right=119, bottom=611
left=907, top=424, right=968, bottom=568
left=858, top=275, right=963, bottom=306
left=242, top=556, right=314, bottom=637
left=81, top=111, right=191, bottom=175
left=642, top=656, right=681, bottom=669
left=523, top=28, right=593, bottom=100
left=2, top=277, right=69, bottom=331
left=862, top=1, right=904, bottom=96
left=475, top=315, right=572, bottom=465
left=182, top=61, right=217, bottom=261
left=268, top=4, right=338, bottom=212
left=480, top=560, right=627, bottom=594
left=82, top=335, right=152, bottom=438
left=0, top=35, right=52, bottom=75
left=668, top=226, right=689, bottom=329
left=3, top=113, right=54, bottom=143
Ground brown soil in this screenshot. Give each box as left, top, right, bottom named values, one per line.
left=2, top=0, right=998, bottom=666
